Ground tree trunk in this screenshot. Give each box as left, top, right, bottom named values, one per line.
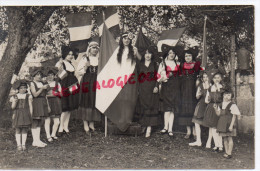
left=0, top=7, right=58, bottom=110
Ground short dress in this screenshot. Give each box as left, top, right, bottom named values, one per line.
left=77, top=55, right=101, bottom=122
left=12, top=94, right=32, bottom=128
left=46, top=80, right=62, bottom=117
left=217, top=102, right=240, bottom=137
left=158, top=59, right=181, bottom=113
left=136, top=61, right=161, bottom=126
left=192, top=83, right=209, bottom=125
left=202, top=85, right=224, bottom=128
left=178, top=61, right=201, bottom=126
left=31, top=81, right=49, bottom=119
left=58, top=60, right=80, bottom=112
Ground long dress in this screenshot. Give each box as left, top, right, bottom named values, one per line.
left=192, top=83, right=209, bottom=125
left=58, top=60, right=80, bottom=112
left=136, top=61, right=160, bottom=126
left=12, top=93, right=32, bottom=128
left=77, top=55, right=101, bottom=122
left=178, top=61, right=201, bottom=126
left=202, top=85, right=224, bottom=128
left=158, top=59, right=181, bottom=113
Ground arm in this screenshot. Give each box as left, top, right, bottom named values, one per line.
left=11, top=97, right=18, bottom=110
left=196, top=86, right=202, bottom=99
left=30, top=82, right=47, bottom=98
left=134, top=47, right=142, bottom=61
left=46, top=96, right=51, bottom=113
left=28, top=95, right=33, bottom=116
left=228, top=115, right=237, bottom=131
left=76, top=56, right=89, bottom=76
left=205, top=90, right=210, bottom=104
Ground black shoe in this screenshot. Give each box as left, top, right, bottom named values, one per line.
left=56, top=132, right=63, bottom=137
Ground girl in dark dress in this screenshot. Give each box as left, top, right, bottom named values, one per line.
left=136, top=46, right=160, bottom=138
left=179, top=48, right=201, bottom=139
left=30, top=68, right=50, bottom=147
left=189, top=71, right=210, bottom=146
left=55, top=46, right=80, bottom=136
left=77, top=41, right=101, bottom=134
left=45, top=67, right=62, bottom=141
left=203, top=72, right=224, bottom=151
left=11, top=80, right=32, bottom=151
left=157, top=45, right=182, bottom=137
left=215, top=89, right=240, bottom=159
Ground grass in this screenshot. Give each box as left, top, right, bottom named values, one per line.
left=0, top=109, right=254, bottom=169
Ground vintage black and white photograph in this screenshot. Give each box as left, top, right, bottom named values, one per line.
left=0, top=2, right=256, bottom=169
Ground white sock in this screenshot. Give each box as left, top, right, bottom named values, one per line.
left=51, top=118, right=60, bottom=137
left=15, top=134, right=21, bottom=146
left=21, top=133, right=27, bottom=146
left=45, top=117, right=51, bottom=138
left=212, top=128, right=218, bottom=148
left=37, top=127, right=42, bottom=143
left=89, top=121, right=95, bottom=130
left=168, top=113, right=174, bottom=132
left=195, top=123, right=201, bottom=143
left=83, top=121, right=89, bottom=132
left=58, top=112, right=65, bottom=133
left=206, top=128, right=213, bottom=148
left=31, top=128, right=37, bottom=144
left=187, top=126, right=191, bottom=135
left=64, top=112, right=71, bottom=132
left=163, top=112, right=170, bottom=130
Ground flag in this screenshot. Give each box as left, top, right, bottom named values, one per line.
left=95, top=24, right=137, bottom=132
left=135, top=27, right=153, bottom=56
left=201, top=16, right=207, bottom=68
left=96, top=6, right=120, bottom=38
left=157, top=27, right=186, bottom=52
left=65, top=12, right=92, bottom=53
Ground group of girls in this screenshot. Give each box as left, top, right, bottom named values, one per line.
left=10, top=32, right=240, bottom=159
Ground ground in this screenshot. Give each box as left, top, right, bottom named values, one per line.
left=0, top=110, right=254, bottom=169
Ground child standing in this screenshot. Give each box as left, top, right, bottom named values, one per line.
left=189, top=72, right=210, bottom=146
left=11, top=80, right=33, bottom=151
left=30, top=67, right=50, bottom=147
left=45, top=67, right=62, bottom=142
left=136, top=46, right=160, bottom=138
left=214, top=88, right=240, bottom=159
left=203, top=72, right=224, bottom=151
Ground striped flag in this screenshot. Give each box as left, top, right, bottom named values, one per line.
left=95, top=24, right=137, bottom=131
left=66, top=12, right=92, bottom=53
left=96, top=6, right=120, bottom=38
left=157, top=27, right=186, bottom=52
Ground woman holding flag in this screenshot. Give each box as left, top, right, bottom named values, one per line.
left=55, top=46, right=80, bottom=137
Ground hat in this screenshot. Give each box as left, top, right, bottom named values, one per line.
left=12, top=79, right=29, bottom=90
left=29, top=67, right=45, bottom=77
left=61, top=46, right=74, bottom=59
left=45, top=66, right=59, bottom=75
left=88, top=41, right=100, bottom=49
left=161, top=44, right=184, bottom=59
left=183, top=46, right=199, bottom=58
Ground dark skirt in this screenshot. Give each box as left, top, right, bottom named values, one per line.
left=47, top=96, right=62, bottom=117
left=77, top=107, right=101, bottom=122
left=32, top=97, right=49, bottom=119
left=77, top=71, right=101, bottom=121
left=13, top=108, right=32, bottom=128
left=60, top=72, right=80, bottom=112
left=160, top=76, right=181, bottom=113
left=202, top=103, right=220, bottom=128
left=178, top=76, right=197, bottom=126
left=192, top=99, right=207, bottom=125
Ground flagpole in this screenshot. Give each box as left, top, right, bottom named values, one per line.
left=105, top=116, right=108, bottom=137
left=202, top=15, right=207, bottom=68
